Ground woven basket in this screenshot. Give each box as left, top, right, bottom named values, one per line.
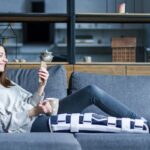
left=111, top=37, right=136, bottom=62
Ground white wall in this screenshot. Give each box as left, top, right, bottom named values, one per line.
left=0, top=0, right=27, bottom=13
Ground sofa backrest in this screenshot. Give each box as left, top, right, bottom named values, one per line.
left=5, top=64, right=150, bottom=121
left=6, top=65, right=68, bottom=100
left=69, top=72, right=150, bottom=120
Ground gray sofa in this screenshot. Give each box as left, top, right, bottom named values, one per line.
left=70, top=72, right=150, bottom=150
left=0, top=65, right=149, bottom=150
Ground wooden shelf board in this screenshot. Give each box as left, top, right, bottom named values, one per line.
left=8, top=62, right=69, bottom=65
left=0, top=13, right=68, bottom=22
left=0, top=13, right=150, bottom=23
left=75, top=62, right=150, bottom=65
left=76, top=13, right=150, bottom=23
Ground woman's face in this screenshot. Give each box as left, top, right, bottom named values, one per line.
left=0, top=46, right=8, bottom=72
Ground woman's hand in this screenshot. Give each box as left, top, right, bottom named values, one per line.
left=37, top=68, right=49, bottom=96
left=37, top=101, right=52, bottom=115
left=28, top=101, right=52, bottom=118
left=38, top=68, right=49, bottom=87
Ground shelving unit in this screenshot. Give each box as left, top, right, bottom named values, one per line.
left=74, top=13, right=148, bottom=62
left=0, top=0, right=150, bottom=63
left=0, top=0, right=76, bottom=63
left=54, top=9, right=150, bottom=63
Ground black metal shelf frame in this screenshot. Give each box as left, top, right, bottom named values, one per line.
left=67, top=0, right=75, bottom=64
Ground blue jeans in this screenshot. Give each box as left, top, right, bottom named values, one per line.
left=31, top=85, right=140, bottom=132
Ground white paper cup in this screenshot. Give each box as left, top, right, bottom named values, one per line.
left=84, top=56, right=92, bottom=63
left=45, top=98, right=59, bottom=115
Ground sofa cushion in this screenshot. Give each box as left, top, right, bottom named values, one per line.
left=7, top=65, right=67, bottom=99
left=75, top=133, right=150, bottom=150
left=70, top=72, right=150, bottom=120
left=0, top=133, right=81, bottom=150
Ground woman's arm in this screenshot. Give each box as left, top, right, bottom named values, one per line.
left=28, top=101, right=52, bottom=118
left=0, top=101, right=52, bottom=132
left=17, top=68, right=49, bottom=106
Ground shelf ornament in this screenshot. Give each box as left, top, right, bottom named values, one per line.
left=0, top=23, right=18, bottom=59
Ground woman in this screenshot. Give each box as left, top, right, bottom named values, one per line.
left=0, top=45, right=148, bottom=133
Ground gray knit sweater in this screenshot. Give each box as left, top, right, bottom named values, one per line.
left=0, top=82, right=44, bottom=133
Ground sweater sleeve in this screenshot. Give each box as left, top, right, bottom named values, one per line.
left=15, top=83, right=45, bottom=106
left=23, top=91, right=45, bottom=107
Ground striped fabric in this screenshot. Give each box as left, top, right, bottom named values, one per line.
left=49, top=113, right=149, bottom=134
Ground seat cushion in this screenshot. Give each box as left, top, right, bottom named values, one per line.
left=75, top=133, right=150, bottom=150
left=70, top=72, right=150, bottom=120
left=0, top=133, right=81, bottom=150
left=7, top=65, right=67, bottom=99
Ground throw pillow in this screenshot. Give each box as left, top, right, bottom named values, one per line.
left=7, top=65, right=67, bottom=99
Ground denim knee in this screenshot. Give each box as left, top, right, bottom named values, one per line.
left=84, top=84, right=103, bottom=94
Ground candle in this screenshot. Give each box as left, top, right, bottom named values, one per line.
left=118, top=2, right=126, bottom=13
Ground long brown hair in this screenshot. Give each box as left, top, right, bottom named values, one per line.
left=0, top=45, right=13, bottom=87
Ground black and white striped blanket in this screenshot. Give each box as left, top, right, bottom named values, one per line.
left=49, top=113, right=149, bottom=133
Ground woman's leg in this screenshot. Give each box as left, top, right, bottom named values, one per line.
left=31, top=115, right=50, bottom=132
left=58, top=85, right=139, bottom=119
